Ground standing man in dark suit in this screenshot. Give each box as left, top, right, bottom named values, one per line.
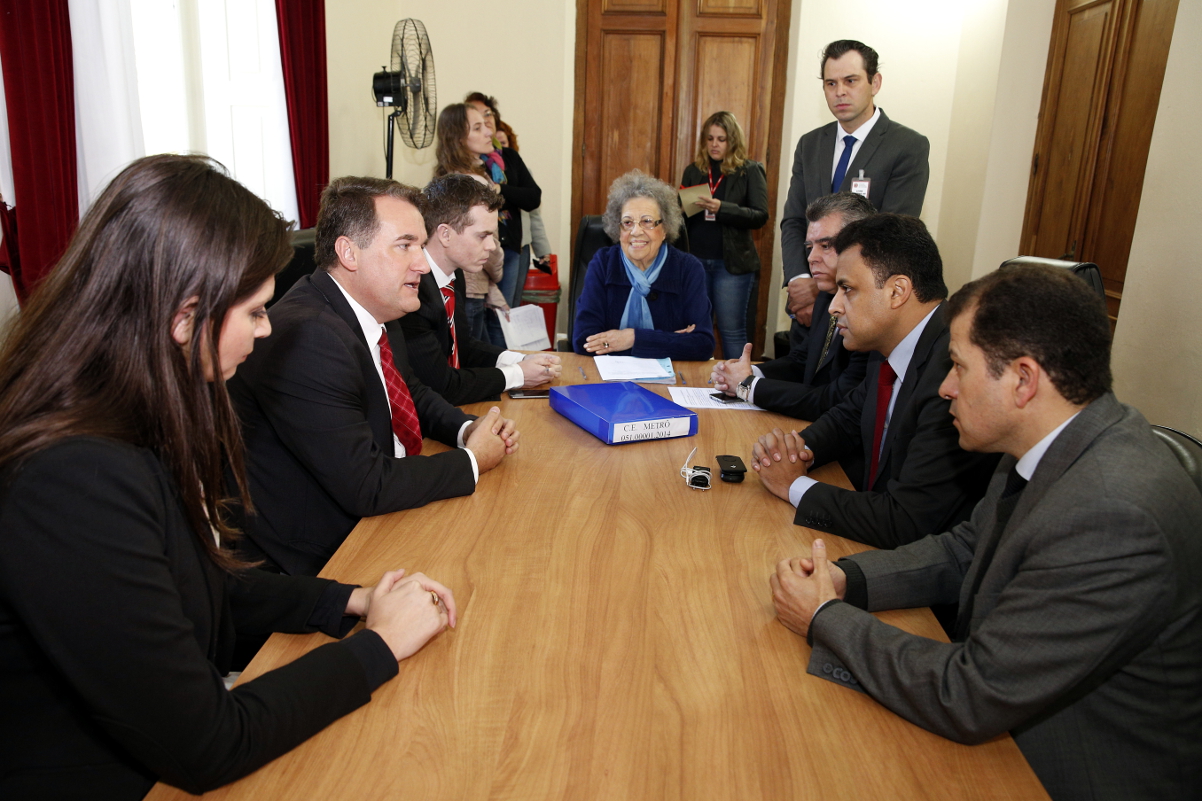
left=752, top=215, right=997, bottom=550
left=229, top=177, right=519, bottom=576
left=401, top=173, right=561, bottom=406
left=770, top=264, right=1202, bottom=801
left=780, top=39, right=930, bottom=332
left=710, top=192, right=873, bottom=421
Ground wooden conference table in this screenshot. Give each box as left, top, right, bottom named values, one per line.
left=149, top=354, right=1047, bottom=801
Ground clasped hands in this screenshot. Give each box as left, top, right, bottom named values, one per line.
left=519, top=353, right=562, bottom=387
left=770, top=539, right=847, bottom=640
left=710, top=343, right=754, bottom=395
left=465, top=406, right=519, bottom=472
left=751, top=427, right=812, bottom=502
left=583, top=324, right=697, bottom=354
left=346, top=569, right=457, bottom=661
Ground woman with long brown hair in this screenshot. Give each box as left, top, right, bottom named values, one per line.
left=0, top=155, right=455, bottom=798
left=435, top=101, right=541, bottom=347
left=680, top=110, right=768, bottom=358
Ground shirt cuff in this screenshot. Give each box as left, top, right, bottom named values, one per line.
left=499, top=363, right=524, bottom=390
left=495, top=350, right=524, bottom=367
left=744, top=376, right=761, bottom=405
left=751, top=365, right=764, bottom=379
left=456, top=420, right=480, bottom=483
left=788, top=473, right=818, bottom=508
left=788, top=273, right=812, bottom=282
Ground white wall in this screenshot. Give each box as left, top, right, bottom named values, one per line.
left=325, top=0, right=577, bottom=267
left=1111, top=0, right=1199, bottom=436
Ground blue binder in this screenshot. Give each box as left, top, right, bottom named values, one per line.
left=550, top=382, right=698, bottom=445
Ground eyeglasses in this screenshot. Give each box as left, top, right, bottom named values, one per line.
left=620, top=217, right=663, bottom=232
left=680, top=447, right=711, bottom=491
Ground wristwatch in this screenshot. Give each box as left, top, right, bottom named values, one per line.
left=736, top=374, right=755, bottom=402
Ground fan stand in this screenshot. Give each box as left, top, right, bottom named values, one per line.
left=384, top=108, right=404, bottom=180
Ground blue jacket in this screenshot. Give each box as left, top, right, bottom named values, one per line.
left=572, top=243, right=715, bottom=360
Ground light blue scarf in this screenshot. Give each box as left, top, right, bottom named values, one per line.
left=619, top=243, right=668, bottom=330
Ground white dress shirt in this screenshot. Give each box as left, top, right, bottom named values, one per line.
left=830, top=105, right=882, bottom=183
left=328, top=273, right=478, bottom=481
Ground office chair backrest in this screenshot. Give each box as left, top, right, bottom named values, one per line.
left=270, top=228, right=318, bottom=307
left=1151, top=425, right=1202, bottom=495
left=999, top=256, right=1105, bottom=302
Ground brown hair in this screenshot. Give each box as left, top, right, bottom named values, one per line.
left=464, top=92, right=519, bottom=152
left=434, top=103, right=487, bottom=178
left=693, top=111, right=749, bottom=175
left=423, top=173, right=504, bottom=237
left=0, top=154, right=291, bottom=570
left=314, top=176, right=425, bottom=270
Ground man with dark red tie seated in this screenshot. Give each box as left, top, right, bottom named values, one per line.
left=228, top=177, right=519, bottom=576
left=750, top=214, right=997, bottom=550
left=401, top=173, right=561, bottom=406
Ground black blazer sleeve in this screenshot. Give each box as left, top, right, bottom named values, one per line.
left=0, top=440, right=398, bottom=795
left=497, top=148, right=541, bottom=212
left=715, top=161, right=768, bottom=229
left=398, top=273, right=506, bottom=406
left=752, top=350, right=869, bottom=423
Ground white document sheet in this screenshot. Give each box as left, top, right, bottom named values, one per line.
left=594, top=355, right=674, bottom=381
left=496, top=305, right=552, bottom=351
left=667, top=386, right=763, bottom=411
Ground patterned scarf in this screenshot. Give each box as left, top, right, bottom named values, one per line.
left=480, top=150, right=511, bottom=223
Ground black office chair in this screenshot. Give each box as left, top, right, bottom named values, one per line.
left=1150, top=425, right=1202, bottom=494
left=999, top=256, right=1105, bottom=302
left=270, top=227, right=317, bottom=307
left=562, top=215, right=693, bottom=350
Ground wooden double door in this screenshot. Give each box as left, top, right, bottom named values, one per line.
left=571, top=0, right=792, bottom=357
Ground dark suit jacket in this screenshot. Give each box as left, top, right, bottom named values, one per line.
left=680, top=161, right=768, bottom=276
left=229, top=270, right=476, bottom=576
left=796, top=305, right=998, bottom=548
left=572, top=244, right=716, bottom=360
left=808, top=394, right=1202, bottom=801
left=0, top=438, right=396, bottom=798
left=752, top=291, right=869, bottom=421
left=399, top=267, right=507, bottom=405
left=780, top=109, right=930, bottom=283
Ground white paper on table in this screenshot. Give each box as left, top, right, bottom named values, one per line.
left=594, top=355, right=674, bottom=381
left=667, top=386, right=762, bottom=411
left=496, top=305, right=551, bottom=351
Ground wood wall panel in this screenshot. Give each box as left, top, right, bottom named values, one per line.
left=603, top=0, right=666, bottom=14
left=691, top=35, right=758, bottom=153
left=599, top=32, right=667, bottom=195
left=699, top=0, right=762, bottom=15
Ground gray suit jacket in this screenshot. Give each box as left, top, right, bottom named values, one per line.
left=807, top=393, right=1202, bottom=801
left=780, top=108, right=930, bottom=283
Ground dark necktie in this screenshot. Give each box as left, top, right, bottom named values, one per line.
left=954, top=468, right=1028, bottom=641
left=816, top=314, right=838, bottom=372
left=831, top=134, right=858, bottom=194
left=869, top=361, right=897, bottom=484
left=441, top=283, right=459, bottom=369
left=376, top=329, right=423, bottom=455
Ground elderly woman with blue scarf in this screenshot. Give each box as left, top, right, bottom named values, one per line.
left=574, top=171, right=715, bottom=360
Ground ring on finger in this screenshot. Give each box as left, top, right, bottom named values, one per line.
left=430, top=591, right=440, bottom=606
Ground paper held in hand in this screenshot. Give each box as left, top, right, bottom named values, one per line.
left=496, top=305, right=551, bottom=351
left=678, top=184, right=712, bottom=218
left=594, top=355, right=675, bottom=384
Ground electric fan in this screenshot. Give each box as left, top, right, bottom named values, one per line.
left=371, top=19, right=437, bottom=177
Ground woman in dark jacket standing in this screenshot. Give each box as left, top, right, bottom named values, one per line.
left=680, top=111, right=768, bottom=358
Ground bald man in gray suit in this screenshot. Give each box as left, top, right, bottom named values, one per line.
left=770, top=265, right=1202, bottom=801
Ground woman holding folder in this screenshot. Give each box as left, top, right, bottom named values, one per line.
left=0, top=155, right=455, bottom=799
left=680, top=111, right=769, bottom=358
left=573, top=170, right=715, bottom=361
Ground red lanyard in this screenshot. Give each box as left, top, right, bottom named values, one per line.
left=707, top=165, right=724, bottom=196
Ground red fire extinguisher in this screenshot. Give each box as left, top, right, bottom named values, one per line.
left=521, top=255, right=560, bottom=351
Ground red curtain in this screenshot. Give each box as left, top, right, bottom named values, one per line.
left=0, top=0, right=78, bottom=303
left=274, top=0, right=328, bottom=230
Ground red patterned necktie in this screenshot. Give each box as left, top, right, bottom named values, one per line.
left=869, top=361, right=897, bottom=484
left=442, top=283, right=459, bottom=369
left=376, top=329, right=423, bottom=455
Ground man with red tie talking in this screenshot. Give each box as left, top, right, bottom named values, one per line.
left=229, top=177, right=518, bottom=576
left=750, top=214, right=996, bottom=550
left=401, top=174, right=561, bottom=406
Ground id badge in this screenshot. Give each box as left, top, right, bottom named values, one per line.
left=850, top=171, right=871, bottom=199
left=704, top=209, right=716, bottom=221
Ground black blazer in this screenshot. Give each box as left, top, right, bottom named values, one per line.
left=0, top=438, right=396, bottom=798
left=228, top=270, right=477, bottom=576
left=753, top=291, right=869, bottom=421
left=680, top=160, right=768, bottom=275
left=496, top=147, right=541, bottom=252
left=780, top=109, right=930, bottom=283
left=399, top=267, right=507, bottom=405
left=796, top=305, right=998, bottom=548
